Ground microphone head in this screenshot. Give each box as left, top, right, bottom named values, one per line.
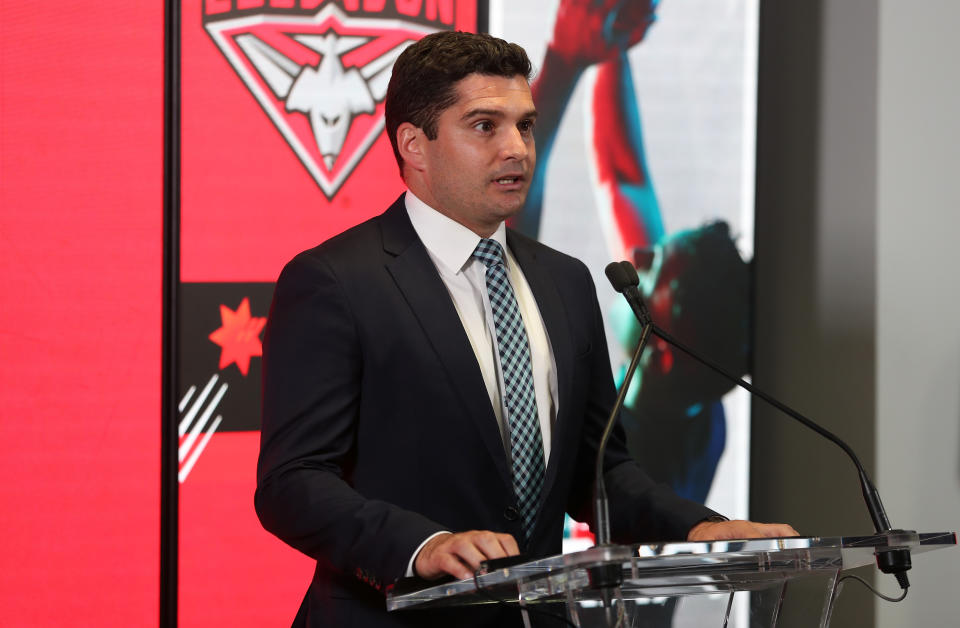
left=619, top=260, right=641, bottom=287
left=604, top=261, right=633, bottom=293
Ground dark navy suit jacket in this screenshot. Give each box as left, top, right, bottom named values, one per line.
left=256, top=196, right=715, bottom=627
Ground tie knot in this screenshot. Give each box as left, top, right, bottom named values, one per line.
left=473, top=238, right=505, bottom=268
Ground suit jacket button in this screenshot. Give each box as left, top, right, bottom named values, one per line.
left=503, top=506, right=520, bottom=521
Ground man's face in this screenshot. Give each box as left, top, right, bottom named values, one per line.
left=417, top=73, right=537, bottom=236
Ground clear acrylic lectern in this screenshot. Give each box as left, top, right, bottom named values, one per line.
left=387, top=531, right=955, bottom=627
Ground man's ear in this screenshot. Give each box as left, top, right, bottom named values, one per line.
left=396, top=122, right=427, bottom=173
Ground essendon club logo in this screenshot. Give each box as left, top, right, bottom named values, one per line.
left=204, top=2, right=457, bottom=198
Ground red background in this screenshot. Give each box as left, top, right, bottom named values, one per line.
left=0, top=1, right=476, bottom=625
left=0, top=3, right=162, bottom=625
left=178, top=1, right=478, bottom=626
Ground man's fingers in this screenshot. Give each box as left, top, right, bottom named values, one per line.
left=687, top=519, right=799, bottom=541
left=436, top=552, right=472, bottom=581
left=498, top=532, right=521, bottom=557
left=471, top=530, right=518, bottom=562
left=414, top=530, right=520, bottom=581
left=753, top=523, right=799, bottom=538
left=417, top=539, right=472, bottom=580
left=446, top=533, right=494, bottom=572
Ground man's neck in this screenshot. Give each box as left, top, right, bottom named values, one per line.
left=404, top=187, right=502, bottom=238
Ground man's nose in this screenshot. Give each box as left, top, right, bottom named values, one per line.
left=500, top=127, right=530, bottom=160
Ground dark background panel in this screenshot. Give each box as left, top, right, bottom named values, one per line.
left=179, top=282, right=274, bottom=433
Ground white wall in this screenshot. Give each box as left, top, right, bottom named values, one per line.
left=754, top=1, right=959, bottom=625
left=875, top=1, right=960, bottom=625
left=752, top=2, right=880, bottom=624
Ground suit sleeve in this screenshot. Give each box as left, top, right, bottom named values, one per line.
left=255, top=251, right=445, bottom=591
left=564, top=261, right=717, bottom=542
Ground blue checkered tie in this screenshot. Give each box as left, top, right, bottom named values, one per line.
left=473, top=238, right=545, bottom=541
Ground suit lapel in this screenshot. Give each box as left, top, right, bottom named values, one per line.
left=380, top=199, right=513, bottom=489
left=505, top=230, right=574, bottom=511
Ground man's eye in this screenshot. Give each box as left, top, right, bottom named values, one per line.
left=474, top=121, right=494, bottom=133
left=518, top=120, right=535, bottom=134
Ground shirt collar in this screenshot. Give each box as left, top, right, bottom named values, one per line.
left=404, top=190, right=508, bottom=274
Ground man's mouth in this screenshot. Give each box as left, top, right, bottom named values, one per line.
left=494, top=175, right=523, bottom=186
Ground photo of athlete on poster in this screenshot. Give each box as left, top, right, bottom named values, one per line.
left=495, top=0, right=758, bottom=517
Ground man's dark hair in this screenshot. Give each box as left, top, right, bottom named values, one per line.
left=384, top=31, right=533, bottom=175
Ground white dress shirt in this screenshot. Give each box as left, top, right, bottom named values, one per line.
left=403, top=190, right=559, bottom=575
left=404, top=191, right=559, bottom=458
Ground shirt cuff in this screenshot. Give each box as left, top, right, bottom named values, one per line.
left=702, top=514, right=730, bottom=523
left=405, top=531, right=452, bottom=578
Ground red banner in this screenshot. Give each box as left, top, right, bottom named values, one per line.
left=0, top=3, right=163, bottom=626
left=178, top=2, right=479, bottom=624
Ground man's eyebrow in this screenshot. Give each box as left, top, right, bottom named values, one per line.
left=460, top=108, right=539, bottom=121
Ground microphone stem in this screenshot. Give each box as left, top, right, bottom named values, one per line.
left=649, top=323, right=892, bottom=533
left=606, top=259, right=907, bottom=587
left=595, top=321, right=654, bottom=546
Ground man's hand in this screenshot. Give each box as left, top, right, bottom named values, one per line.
left=414, top=530, right=520, bottom=581
left=687, top=519, right=798, bottom=542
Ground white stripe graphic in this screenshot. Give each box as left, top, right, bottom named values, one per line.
left=178, top=385, right=197, bottom=412
left=179, top=374, right=219, bottom=437
left=179, top=381, right=228, bottom=463
left=179, top=415, right=223, bottom=483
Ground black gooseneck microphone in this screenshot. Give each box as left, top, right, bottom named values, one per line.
left=586, top=262, right=657, bottom=603
left=603, top=259, right=912, bottom=591
left=592, top=272, right=654, bottom=548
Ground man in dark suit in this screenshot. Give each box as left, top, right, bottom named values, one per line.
left=256, top=31, right=795, bottom=627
